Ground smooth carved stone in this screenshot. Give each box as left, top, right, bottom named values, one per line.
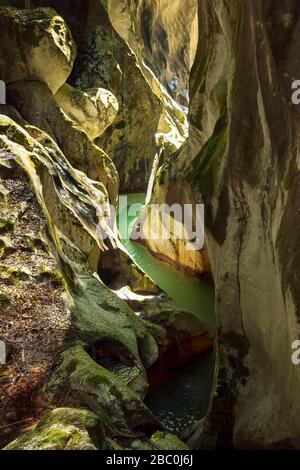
left=0, top=7, right=76, bottom=94
left=55, top=84, right=119, bottom=141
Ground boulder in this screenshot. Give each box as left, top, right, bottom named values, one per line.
left=3, top=408, right=105, bottom=450
left=55, top=84, right=119, bottom=141
left=0, top=7, right=76, bottom=94
left=47, top=345, right=158, bottom=430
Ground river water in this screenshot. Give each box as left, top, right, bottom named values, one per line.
left=117, top=194, right=215, bottom=434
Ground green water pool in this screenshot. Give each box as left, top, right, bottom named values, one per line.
left=117, top=193, right=215, bottom=330
left=117, top=193, right=215, bottom=435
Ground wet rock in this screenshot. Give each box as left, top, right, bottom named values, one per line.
left=116, top=288, right=214, bottom=381
left=55, top=84, right=119, bottom=141
left=0, top=7, right=76, bottom=94
left=140, top=297, right=214, bottom=377
left=104, top=0, right=197, bottom=107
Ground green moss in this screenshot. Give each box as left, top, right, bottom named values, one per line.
left=0, top=114, right=34, bottom=150
left=87, top=371, right=112, bottom=388
left=47, top=345, right=153, bottom=430
left=0, top=291, right=10, bottom=308
left=0, top=216, right=14, bottom=235
left=0, top=265, right=31, bottom=283
left=185, top=115, right=228, bottom=195
left=150, top=431, right=190, bottom=450
left=0, top=236, right=11, bottom=255
left=14, top=265, right=31, bottom=278
left=37, top=266, right=63, bottom=287
left=130, top=0, right=137, bottom=34
left=3, top=408, right=105, bottom=450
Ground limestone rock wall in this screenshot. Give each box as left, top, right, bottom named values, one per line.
left=0, top=3, right=192, bottom=450
left=133, top=0, right=300, bottom=449
left=105, top=0, right=198, bottom=107
left=186, top=0, right=300, bottom=448
left=0, top=7, right=76, bottom=94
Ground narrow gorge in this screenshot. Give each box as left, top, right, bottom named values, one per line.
left=0, top=0, right=300, bottom=452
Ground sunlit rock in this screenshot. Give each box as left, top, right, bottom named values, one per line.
left=7, top=81, right=119, bottom=204
left=55, top=84, right=119, bottom=141
left=4, top=408, right=105, bottom=450
left=0, top=7, right=76, bottom=94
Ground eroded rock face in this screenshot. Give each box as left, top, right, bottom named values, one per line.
left=0, top=1, right=203, bottom=452
left=124, top=0, right=300, bottom=449
left=70, top=0, right=166, bottom=192
left=55, top=83, right=119, bottom=141
left=104, top=0, right=198, bottom=107
left=184, top=0, right=300, bottom=449
left=136, top=176, right=211, bottom=277
left=0, top=113, right=165, bottom=448
left=0, top=147, right=72, bottom=446
left=6, top=80, right=119, bottom=204
left=0, top=7, right=76, bottom=94
left=12, top=0, right=187, bottom=193
left=41, top=0, right=184, bottom=192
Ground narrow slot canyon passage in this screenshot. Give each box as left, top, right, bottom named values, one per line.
left=116, top=193, right=216, bottom=435
left=0, top=0, right=217, bottom=451
left=2, top=0, right=299, bottom=454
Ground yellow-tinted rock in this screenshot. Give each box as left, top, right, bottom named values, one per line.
left=0, top=7, right=76, bottom=94
left=55, top=84, right=119, bottom=141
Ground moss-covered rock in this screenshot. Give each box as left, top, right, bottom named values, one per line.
left=0, top=265, right=31, bottom=283
left=0, top=7, right=76, bottom=94
left=3, top=408, right=105, bottom=450
left=0, top=114, right=158, bottom=373
left=47, top=344, right=158, bottom=430
left=150, top=431, right=190, bottom=450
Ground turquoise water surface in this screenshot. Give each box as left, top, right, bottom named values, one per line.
left=117, top=193, right=215, bottom=434
left=117, top=194, right=215, bottom=329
